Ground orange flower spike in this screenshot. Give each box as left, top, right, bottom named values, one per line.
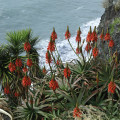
left=86, top=26, right=92, bottom=42
left=91, top=26, right=98, bottom=42
left=4, top=86, right=10, bottom=95
left=15, top=58, right=22, bottom=67
left=73, top=107, right=82, bottom=118
left=57, top=59, right=60, bottom=65
left=76, top=27, right=81, bottom=42
left=108, top=81, right=116, bottom=94
left=22, top=67, right=28, bottom=73
left=14, top=91, right=19, bottom=97
left=85, top=42, right=91, bottom=53
left=47, top=37, right=55, bottom=52
left=8, top=62, right=16, bottom=72
left=77, top=27, right=81, bottom=35
left=43, top=66, right=47, bottom=74
left=49, top=74, right=59, bottom=91
left=24, top=42, right=31, bottom=52
left=65, top=26, right=71, bottom=39
left=104, top=28, right=111, bottom=41
left=22, top=76, right=31, bottom=87
left=46, top=50, right=52, bottom=64
left=27, top=58, right=33, bottom=67
left=109, top=39, right=114, bottom=48
left=51, top=27, right=57, bottom=41
left=76, top=47, right=81, bottom=54
left=63, top=64, right=71, bottom=78
left=92, top=46, right=99, bottom=58
left=100, top=29, right=104, bottom=41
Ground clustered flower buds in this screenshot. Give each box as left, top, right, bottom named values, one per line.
left=108, top=81, right=116, bottom=94
left=63, top=64, right=71, bottom=78
left=51, top=27, right=57, bottom=41
left=22, top=67, right=28, bottom=73
left=43, top=66, right=46, bottom=74
left=46, top=50, right=52, bottom=64
left=27, top=58, right=33, bottom=67
left=8, top=62, right=16, bottom=72
left=14, top=91, right=19, bottom=97
left=15, top=58, right=22, bottom=67
left=22, top=76, right=31, bottom=87
left=73, top=107, right=82, bottom=118
left=49, top=75, right=59, bottom=91
left=24, top=42, right=31, bottom=52
left=92, top=47, right=99, bottom=58
left=65, top=26, right=71, bottom=39
left=47, top=37, right=55, bottom=52
left=4, top=86, right=10, bottom=95
left=104, top=29, right=111, bottom=41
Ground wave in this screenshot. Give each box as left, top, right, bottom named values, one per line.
left=37, top=18, right=101, bottom=68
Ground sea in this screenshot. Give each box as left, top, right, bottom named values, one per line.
left=0, top=0, right=104, bottom=67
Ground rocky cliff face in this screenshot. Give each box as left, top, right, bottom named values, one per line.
left=97, top=2, right=120, bottom=57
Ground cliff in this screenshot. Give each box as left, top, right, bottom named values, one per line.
left=97, top=0, right=120, bottom=57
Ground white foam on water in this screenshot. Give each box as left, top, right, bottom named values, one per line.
left=75, top=6, right=84, bottom=11
left=36, top=18, right=101, bottom=68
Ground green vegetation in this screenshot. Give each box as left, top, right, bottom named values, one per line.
left=0, top=27, right=120, bottom=120
left=110, top=17, right=120, bottom=35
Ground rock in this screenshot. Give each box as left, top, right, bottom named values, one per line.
left=97, top=1, right=120, bottom=58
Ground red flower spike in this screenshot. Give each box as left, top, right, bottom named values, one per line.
left=49, top=79, right=59, bottom=91
left=104, top=29, right=111, bottom=41
left=104, top=33, right=111, bottom=41
left=47, top=38, right=55, bottom=52
left=15, top=58, right=22, bottom=67
left=100, top=34, right=104, bottom=41
left=108, top=81, right=116, bottom=94
left=91, top=33, right=98, bottom=42
left=73, top=107, right=82, bottom=118
left=22, top=76, right=31, bottom=87
left=24, top=42, right=31, bottom=52
left=76, top=27, right=81, bottom=42
left=65, top=26, right=71, bottom=39
left=92, top=47, right=99, bottom=58
left=77, top=27, right=81, bottom=35
left=76, top=47, right=80, bottom=54
left=51, top=27, right=57, bottom=41
left=22, top=67, right=28, bottom=73
left=57, top=60, right=60, bottom=65
left=91, top=26, right=97, bottom=42
left=4, top=86, right=10, bottom=95
left=100, top=29, right=104, bottom=41
left=43, top=66, right=46, bottom=74
left=27, top=59, right=33, bottom=67
left=109, top=39, right=114, bottom=48
left=63, top=66, right=71, bottom=78
left=85, top=43, right=91, bottom=52
left=76, top=35, right=81, bottom=42
left=86, top=26, right=92, bottom=42
left=46, top=51, right=52, bottom=64
left=8, top=62, right=16, bottom=72
left=14, top=92, right=19, bottom=97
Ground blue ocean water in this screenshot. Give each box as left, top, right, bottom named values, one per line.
left=0, top=0, right=104, bottom=65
